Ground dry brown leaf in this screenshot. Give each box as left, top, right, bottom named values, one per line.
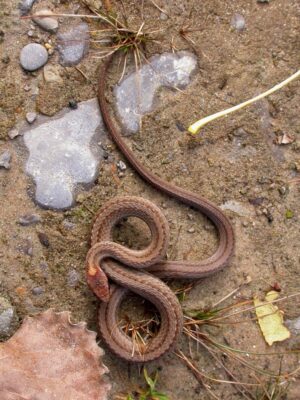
left=0, top=309, right=110, bottom=400
left=275, top=133, right=295, bottom=145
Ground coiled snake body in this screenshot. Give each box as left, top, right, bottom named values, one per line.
left=86, top=56, right=235, bottom=362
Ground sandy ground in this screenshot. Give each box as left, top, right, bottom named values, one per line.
left=0, top=0, right=299, bottom=398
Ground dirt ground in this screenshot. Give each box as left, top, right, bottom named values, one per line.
left=0, top=0, right=299, bottom=399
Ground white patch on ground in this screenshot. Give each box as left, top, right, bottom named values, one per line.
left=220, top=200, right=254, bottom=217
left=115, top=52, right=197, bottom=133
left=24, top=99, right=105, bottom=209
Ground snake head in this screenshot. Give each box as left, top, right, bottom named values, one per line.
left=86, top=260, right=110, bottom=303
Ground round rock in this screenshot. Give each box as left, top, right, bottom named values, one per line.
left=20, top=43, right=48, bottom=72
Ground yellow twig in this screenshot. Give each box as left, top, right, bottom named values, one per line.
left=188, top=69, right=300, bottom=134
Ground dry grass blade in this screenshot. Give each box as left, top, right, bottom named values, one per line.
left=181, top=288, right=300, bottom=399
left=148, top=0, right=169, bottom=15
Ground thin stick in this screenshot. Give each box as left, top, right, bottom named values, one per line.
left=211, top=286, right=242, bottom=308
left=188, top=69, right=300, bottom=134
left=149, top=0, right=168, bottom=15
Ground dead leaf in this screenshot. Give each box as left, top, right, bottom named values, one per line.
left=275, top=133, right=295, bottom=145
left=0, top=309, right=110, bottom=399
left=254, top=291, right=291, bottom=346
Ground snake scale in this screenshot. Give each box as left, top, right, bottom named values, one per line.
left=86, top=55, right=235, bottom=362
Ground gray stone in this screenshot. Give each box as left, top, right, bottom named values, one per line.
left=67, top=269, right=80, bottom=287
left=18, top=213, right=41, bottom=226
left=24, top=99, right=106, bottom=209
left=115, top=52, right=197, bottom=133
left=20, top=43, right=48, bottom=72
left=62, top=220, right=77, bottom=230
left=231, top=14, right=246, bottom=31
left=19, top=0, right=36, bottom=16
left=32, top=286, right=45, bottom=295
left=0, top=297, right=17, bottom=339
left=26, top=112, right=37, bottom=124
left=57, top=23, right=89, bottom=66
left=0, top=150, right=11, bottom=169
left=8, top=129, right=22, bottom=139
left=33, top=9, right=58, bottom=33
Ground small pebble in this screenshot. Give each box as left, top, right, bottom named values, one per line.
left=32, top=286, right=45, bottom=295
left=18, top=238, right=33, bottom=256
left=19, top=0, right=36, bottom=15
left=248, top=197, right=264, bottom=206
left=176, top=121, right=185, bottom=132
left=160, top=12, right=169, bottom=20
left=233, top=127, right=247, bottom=137
left=117, top=160, right=127, bottom=171
left=68, top=99, right=78, bottom=109
left=187, top=227, right=195, bottom=233
left=18, top=214, right=41, bottom=226
left=27, top=29, right=35, bottom=37
left=20, top=43, right=48, bottom=72
left=33, top=9, right=58, bottom=33
left=0, top=150, right=11, bottom=169
left=67, top=269, right=80, bottom=287
left=231, top=14, right=246, bottom=31
left=62, top=220, right=76, bottom=230
left=37, top=232, right=50, bottom=248
left=26, top=112, right=37, bottom=124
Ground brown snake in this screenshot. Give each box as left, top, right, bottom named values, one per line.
left=86, top=55, right=235, bottom=363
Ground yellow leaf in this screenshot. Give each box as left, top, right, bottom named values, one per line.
left=254, top=291, right=291, bottom=346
